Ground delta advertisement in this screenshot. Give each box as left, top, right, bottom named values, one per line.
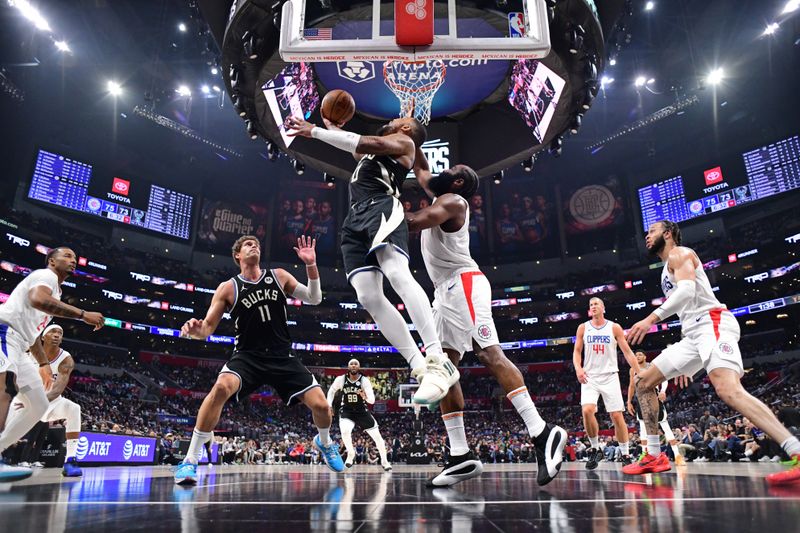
left=75, top=432, right=157, bottom=465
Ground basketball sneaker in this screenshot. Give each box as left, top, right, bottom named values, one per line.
left=622, top=452, right=671, bottom=475
left=412, top=355, right=459, bottom=407
left=314, top=435, right=345, bottom=473
left=173, top=461, right=198, bottom=485
left=586, top=448, right=604, bottom=470
left=675, top=454, right=687, bottom=466
left=62, top=458, right=82, bottom=477
left=621, top=455, right=634, bottom=466
left=382, top=463, right=393, bottom=472
left=534, top=424, right=567, bottom=486
left=345, top=454, right=355, bottom=469
left=0, top=459, right=32, bottom=483
left=765, top=454, right=800, bottom=486
left=426, top=451, right=484, bottom=487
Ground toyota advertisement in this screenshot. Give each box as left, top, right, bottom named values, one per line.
left=75, top=432, right=157, bottom=465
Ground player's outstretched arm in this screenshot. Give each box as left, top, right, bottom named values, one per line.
left=285, top=116, right=414, bottom=159
left=627, top=247, right=697, bottom=345
left=573, top=323, right=587, bottom=384
left=413, top=146, right=434, bottom=196
left=326, top=375, right=344, bottom=406
left=277, top=236, right=322, bottom=305
left=613, top=323, right=641, bottom=374
left=29, top=286, right=105, bottom=330
left=406, top=194, right=463, bottom=232
left=181, top=281, right=232, bottom=340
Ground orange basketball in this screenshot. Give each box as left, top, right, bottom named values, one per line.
left=321, top=89, right=356, bottom=125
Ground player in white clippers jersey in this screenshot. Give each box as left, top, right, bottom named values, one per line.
left=626, top=351, right=684, bottom=465
left=573, top=297, right=641, bottom=470
left=406, top=152, right=567, bottom=488
left=0, top=247, right=104, bottom=482
left=9, top=325, right=82, bottom=476
left=625, top=220, right=800, bottom=485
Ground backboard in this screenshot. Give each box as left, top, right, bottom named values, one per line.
left=279, top=0, right=551, bottom=63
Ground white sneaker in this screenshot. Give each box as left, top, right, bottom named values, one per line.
left=0, top=460, right=33, bottom=483
left=759, top=456, right=771, bottom=463
left=32, top=462, right=44, bottom=468
left=771, top=456, right=782, bottom=462
left=412, top=356, right=459, bottom=406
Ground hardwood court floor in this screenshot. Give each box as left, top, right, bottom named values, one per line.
left=1, top=462, right=799, bottom=532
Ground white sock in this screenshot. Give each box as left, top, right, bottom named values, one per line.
left=66, top=439, right=78, bottom=459
left=507, top=387, right=546, bottom=437
left=619, top=441, right=629, bottom=456
left=647, top=435, right=661, bottom=457
left=781, top=436, right=800, bottom=457
left=350, top=270, right=426, bottom=370
left=443, top=412, right=469, bottom=456
left=589, top=436, right=599, bottom=449
left=745, top=449, right=753, bottom=457
left=671, top=445, right=681, bottom=458
left=317, top=427, right=331, bottom=446
left=185, top=429, right=212, bottom=464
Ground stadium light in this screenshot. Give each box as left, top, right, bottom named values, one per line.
left=107, top=80, right=122, bottom=96
left=782, top=1, right=799, bottom=15
left=706, top=68, right=724, bottom=86
left=493, top=171, right=504, bottom=185
left=600, top=75, right=614, bottom=87
left=609, top=58, right=617, bottom=66
left=9, top=0, right=51, bottom=32
left=176, top=85, right=191, bottom=97
left=178, top=22, right=187, bottom=32
left=54, top=40, right=70, bottom=52
left=645, top=1, right=655, bottom=11
left=763, top=23, right=779, bottom=36
left=211, top=67, right=219, bottom=75
left=634, top=76, right=647, bottom=88
left=201, top=85, right=210, bottom=94
left=212, top=85, right=221, bottom=93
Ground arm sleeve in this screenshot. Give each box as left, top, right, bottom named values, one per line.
left=362, top=377, right=375, bottom=404
left=311, top=127, right=361, bottom=154
left=327, top=375, right=343, bottom=406
left=652, top=279, right=696, bottom=320
left=290, top=277, right=322, bottom=305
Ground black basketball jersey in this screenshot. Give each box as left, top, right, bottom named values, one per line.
left=340, top=375, right=368, bottom=413
left=349, top=154, right=410, bottom=205
left=228, top=268, right=291, bottom=352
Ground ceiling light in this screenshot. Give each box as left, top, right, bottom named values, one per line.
left=763, top=23, right=779, bottom=36
left=211, top=67, right=219, bottom=75
left=782, top=1, right=800, bottom=15
left=54, top=40, right=70, bottom=52
left=107, top=80, right=122, bottom=96
left=201, top=85, right=210, bottom=94
left=212, top=85, right=221, bottom=92
left=323, top=173, right=335, bottom=187
left=647, top=78, right=655, bottom=85
left=600, top=75, right=614, bottom=87
left=706, top=67, right=724, bottom=86
left=176, top=85, right=191, bottom=97
left=645, top=1, right=655, bottom=11
left=10, top=0, right=51, bottom=32
left=609, top=58, right=617, bottom=66
left=493, top=171, right=504, bottom=185
left=634, top=76, right=646, bottom=87
left=178, top=22, right=187, bottom=32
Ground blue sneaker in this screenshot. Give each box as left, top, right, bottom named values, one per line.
left=0, top=459, right=33, bottom=482
left=314, top=436, right=345, bottom=473
left=62, top=458, right=82, bottom=477
left=173, top=461, right=198, bottom=485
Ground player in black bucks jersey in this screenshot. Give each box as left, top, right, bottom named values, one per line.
left=173, top=235, right=344, bottom=485
left=326, top=359, right=391, bottom=470
left=287, top=114, right=459, bottom=408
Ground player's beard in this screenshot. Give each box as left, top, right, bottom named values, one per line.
left=647, top=234, right=666, bottom=256
left=376, top=124, right=394, bottom=137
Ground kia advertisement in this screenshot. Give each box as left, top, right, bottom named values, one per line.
left=75, top=432, right=157, bottom=465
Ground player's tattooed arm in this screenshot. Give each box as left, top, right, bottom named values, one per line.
left=635, top=374, right=661, bottom=436
left=405, top=194, right=463, bottom=232
left=29, top=286, right=104, bottom=330
left=412, top=146, right=434, bottom=196
left=48, top=356, right=74, bottom=401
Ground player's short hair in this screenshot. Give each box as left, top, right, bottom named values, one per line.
left=589, top=297, right=604, bottom=306
left=635, top=351, right=646, bottom=358
left=659, top=220, right=682, bottom=245
left=452, top=165, right=479, bottom=199
left=231, top=235, right=260, bottom=265
left=45, top=247, right=66, bottom=266
left=407, top=118, right=427, bottom=148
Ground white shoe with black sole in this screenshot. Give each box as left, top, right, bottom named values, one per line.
left=412, top=356, right=460, bottom=407
left=534, top=423, right=567, bottom=486
left=426, top=451, right=484, bottom=488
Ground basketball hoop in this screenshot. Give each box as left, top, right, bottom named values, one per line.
left=383, top=60, right=447, bottom=125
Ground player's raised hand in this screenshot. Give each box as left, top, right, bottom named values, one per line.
left=181, top=318, right=204, bottom=339
left=322, top=117, right=345, bottom=130
left=285, top=116, right=315, bottom=137
left=82, top=310, right=105, bottom=331
left=293, top=236, right=317, bottom=265
left=626, top=317, right=654, bottom=345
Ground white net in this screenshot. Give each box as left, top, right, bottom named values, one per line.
left=383, top=60, right=447, bottom=125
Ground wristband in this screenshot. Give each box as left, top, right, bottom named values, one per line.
left=306, top=263, right=316, bottom=268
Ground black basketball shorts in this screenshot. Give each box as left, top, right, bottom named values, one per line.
left=341, top=410, right=377, bottom=431
left=341, top=195, right=410, bottom=281
left=220, top=349, right=319, bottom=406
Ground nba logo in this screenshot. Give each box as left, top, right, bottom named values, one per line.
left=704, top=166, right=723, bottom=186
left=508, top=13, right=526, bottom=37
left=112, top=177, right=130, bottom=196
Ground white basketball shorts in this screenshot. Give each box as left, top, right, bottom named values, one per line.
left=580, top=372, right=625, bottom=413
left=652, top=308, right=743, bottom=380
left=432, top=270, right=499, bottom=358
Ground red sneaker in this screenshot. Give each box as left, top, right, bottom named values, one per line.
left=622, top=453, right=671, bottom=475
left=766, top=455, right=800, bottom=486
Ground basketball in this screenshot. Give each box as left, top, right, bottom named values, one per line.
left=321, top=89, right=356, bottom=125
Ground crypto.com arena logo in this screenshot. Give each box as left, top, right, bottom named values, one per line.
left=337, top=61, right=375, bottom=83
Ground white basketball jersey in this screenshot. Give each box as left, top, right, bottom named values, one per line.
left=660, top=248, right=724, bottom=326
left=582, top=320, right=619, bottom=375
left=47, top=348, right=71, bottom=400
left=421, top=197, right=479, bottom=286
left=0, top=268, right=61, bottom=346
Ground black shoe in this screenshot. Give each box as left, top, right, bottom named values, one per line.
left=533, top=424, right=567, bottom=486
left=426, top=451, right=484, bottom=488
left=621, top=454, right=633, bottom=466
left=586, top=448, right=603, bottom=470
